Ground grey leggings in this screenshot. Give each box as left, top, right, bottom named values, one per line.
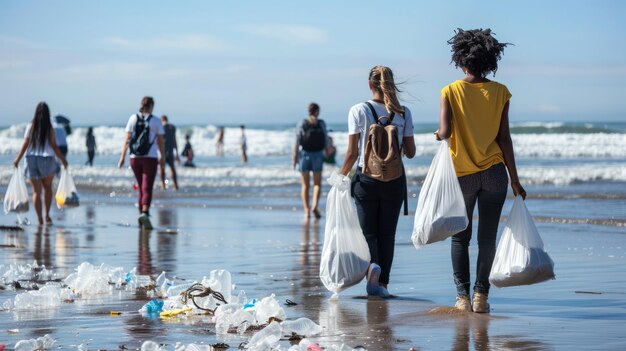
left=451, top=163, right=508, bottom=296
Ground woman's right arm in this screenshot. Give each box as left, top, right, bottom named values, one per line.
left=339, top=134, right=360, bottom=176
left=118, top=132, right=132, bottom=168
left=497, top=101, right=526, bottom=199
left=435, top=95, right=452, bottom=140
left=13, top=138, right=30, bottom=168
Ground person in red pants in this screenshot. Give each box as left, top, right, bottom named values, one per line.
left=118, top=96, right=165, bottom=230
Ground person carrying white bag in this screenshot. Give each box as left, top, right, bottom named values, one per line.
left=412, top=139, right=468, bottom=248
left=436, top=28, right=526, bottom=313
left=489, top=196, right=555, bottom=288
left=12, top=102, right=68, bottom=226
left=319, top=171, right=371, bottom=297
left=336, top=66, right=416, bottom=298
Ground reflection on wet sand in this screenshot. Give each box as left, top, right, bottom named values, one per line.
left=33, top=226, right=51, bottom=269
left=138, top=229, right=154, bottom=275
left=156, top=208, right=178, bottom=273
left=452, top=316, right=490, bottom=351
left=85, top=205, right=96, bottom=243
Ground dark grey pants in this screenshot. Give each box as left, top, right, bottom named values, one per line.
left=451, top=163, right=508, bottom=296
left=352, top=169, right=405, bottom=285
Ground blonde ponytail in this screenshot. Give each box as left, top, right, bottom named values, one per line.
left=369, top=66, right=404, bottom=115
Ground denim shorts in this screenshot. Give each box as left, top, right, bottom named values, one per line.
left=25, top=156, right=57, bottom=180
left=298, top=150, right=324, bottom=172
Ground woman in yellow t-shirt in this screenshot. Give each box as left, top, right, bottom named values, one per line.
left=436, top=28, right=526, bottom=313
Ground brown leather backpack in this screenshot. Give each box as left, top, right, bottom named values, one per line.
left=362, top=102, right=403, bottom=182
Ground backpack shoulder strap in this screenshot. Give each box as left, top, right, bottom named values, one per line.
left=365, top=102, right=379, bottom=123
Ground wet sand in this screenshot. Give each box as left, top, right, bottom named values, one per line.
left=1, top=193, right=625, bottom=350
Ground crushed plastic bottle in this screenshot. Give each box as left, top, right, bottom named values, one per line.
left=139, top=299, right=164, bottom=314
left=12, top=284, right=71, bottom=310
left=141, top=341, right=165, bottom=351
left=165, top=281, right=197, bottom=298
left=246, top=321, right=283, bottom=349
left=14, top=334, right=55, bottom=351
left=214, top=304, right=255, bottom=335
left=280, top=317, right=323, bottom=337
left=201, top=269, right=232, bottom=303
left=242, top=297, right=257, bottom=311
left=64, top=262, right=122, bottom=295
left=254, top=294, right=286, bottom=324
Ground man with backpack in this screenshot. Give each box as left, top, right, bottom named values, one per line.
left=292, top=102, right=328, bottom=219
left=118, top=96, right=166, bottom=230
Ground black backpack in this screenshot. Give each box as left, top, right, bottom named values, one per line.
left=300, top=119, right=326, bottom=151
left=129, top=114, right=155, bottom=156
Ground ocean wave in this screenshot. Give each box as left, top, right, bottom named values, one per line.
left=1, top=162, right=624, bottom=190
left=1, top=124, right=625, bottom=158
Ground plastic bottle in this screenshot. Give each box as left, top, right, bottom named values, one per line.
left=165, top=281, right=197, bottom=298
left=246, top=321, right=282, bottom=349
left=280, top=317, right=323, bottom=337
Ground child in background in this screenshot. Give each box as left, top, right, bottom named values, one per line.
left=182, top=134, right=195, bottom=167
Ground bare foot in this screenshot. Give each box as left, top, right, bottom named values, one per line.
left=45, top=217, right=53, bottom=226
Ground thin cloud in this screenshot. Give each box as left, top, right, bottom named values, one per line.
left=104, top=34, right=224, bottom=51
left=535, top=104, right=561, bottom=114
left=237, top=24, right=328, bottom=44
left=47, top=62, right=194, bottom=81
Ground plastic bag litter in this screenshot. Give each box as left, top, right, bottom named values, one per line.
left=55, top=167, right=79, bottom=209
left=3, top=166, right=29, bottom=214
left=14, top=334, right=55, bottom=351
left=254, top=293, right=286, bottom=325
left=319, top=171, right=371, bottom=295
left=412, top=140, right=468, bottom=248
left=489, top=196, right=556, bottom=288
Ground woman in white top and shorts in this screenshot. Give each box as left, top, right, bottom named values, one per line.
left=13, top=102, right=68, bottom=226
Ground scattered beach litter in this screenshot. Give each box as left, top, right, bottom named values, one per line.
left=0, top=260, right=365, bottom=350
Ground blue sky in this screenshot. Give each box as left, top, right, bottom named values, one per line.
left=1, top=0, right=624, bottom=125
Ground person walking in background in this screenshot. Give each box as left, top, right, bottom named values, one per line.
left=323, top=132, right=337, bottom=166
left=85, top=127, right=96, bottom=166
left=160, top=115, right=179, bottom=191
left=339, top=66, right=416, bottom=298
left=216, top=126, right=225, bottom=157
left=53, top=116, right=68, bottom=158
left=182, top=134, right=195, bottom=167
left=436, top=28, right=526, bottom=313
left=12, top=102, right=68, bottom=226
left=240, top=125, right=248, bottom=165
left=292, top=102, right=327, bottom=219
left=118, top=96, right=166, bottom=230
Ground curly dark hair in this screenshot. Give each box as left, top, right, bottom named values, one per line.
left=448, top=28, right=511, bottom=77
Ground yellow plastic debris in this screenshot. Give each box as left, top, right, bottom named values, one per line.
left=160, top=307, right=192, bottom=318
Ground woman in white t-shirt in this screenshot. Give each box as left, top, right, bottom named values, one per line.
left=13, top=102, right=68, bottom=226
left=339, top=66, right=416, bottom=297
left=118, top=96, right=165, bottom=230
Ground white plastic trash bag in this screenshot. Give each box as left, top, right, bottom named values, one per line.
left=489, top=196, right=555, bottom=288
left=55, top=168, right=79, bottom=209
left=4, top=166, right=29, bottom=214
left=412, top=140, right=468, bottom=248
left=319, top=171, right=371, bottom=294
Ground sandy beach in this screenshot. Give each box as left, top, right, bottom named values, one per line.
left=1, top=185, right=624, bottom=350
